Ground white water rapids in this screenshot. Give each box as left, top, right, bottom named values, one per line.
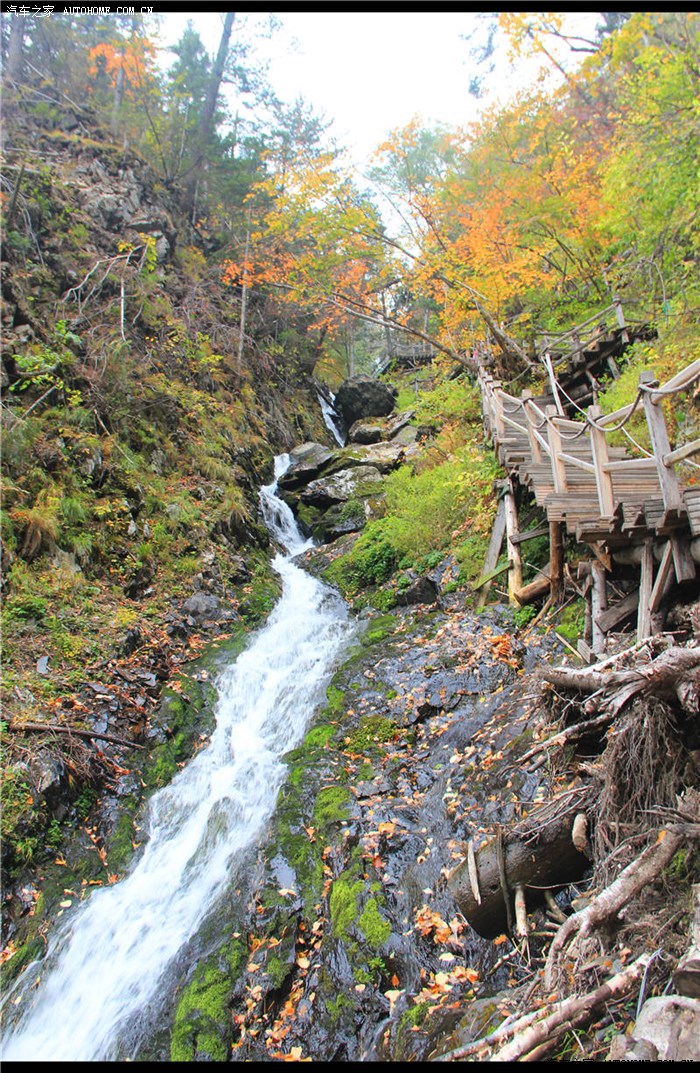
left=2, top=455, right=355, bottom=1062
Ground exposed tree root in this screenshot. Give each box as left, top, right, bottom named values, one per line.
left=435, top=953, right=654, bottom=1062
left=545, top=812, right=700, bottom=990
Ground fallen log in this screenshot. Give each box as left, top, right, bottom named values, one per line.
left=434, top=953, right=653, bottom=1062
left=448, top=789, right=592, bottom=938
left=489, top=951, right=653, bottom=1061
left=513, top=568, right=551, bottom=606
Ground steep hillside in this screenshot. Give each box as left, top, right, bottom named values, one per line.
left=1, top=104, right=333, bottom=884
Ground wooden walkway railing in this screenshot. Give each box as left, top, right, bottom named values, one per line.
left=477, top=359, right=700, bottom=657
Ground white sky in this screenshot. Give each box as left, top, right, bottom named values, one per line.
left=152, top=9, right=567, bottom=169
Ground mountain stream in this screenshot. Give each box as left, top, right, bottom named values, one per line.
left=1, top=455, right=356, bottom=1062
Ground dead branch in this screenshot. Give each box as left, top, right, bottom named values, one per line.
left=517, top=708, right=615, bottom=768
left=489, top=951, right=653, bottom=1061
left=544, top=812, right=700, bottom=990
left=6, top=720, right=145, bottom=751
left=434, top=952, right=652, bottom=1062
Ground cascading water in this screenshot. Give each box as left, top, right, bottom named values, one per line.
left=317, top=390, right=346, bottom=446
left=1, top=455, right=355, bottom=1062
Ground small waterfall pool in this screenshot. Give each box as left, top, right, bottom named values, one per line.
left=1, top=455, right=355, bottom=1062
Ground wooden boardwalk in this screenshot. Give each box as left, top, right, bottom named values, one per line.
left=477, top=359, right=700, bottom=659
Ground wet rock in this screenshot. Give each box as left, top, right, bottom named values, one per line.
left=182, top=592, right=220, bottom=622
left=23, top=750, right=67, bottom=817
left=328, top=440, right=408, bottom=475
left=348, top=420, right=384, bottom=445
left=395, top=576, right=438, bottom=607
left=333, top=376, right=398, bottom=427
left=300, top=465, right=384, bottom=509
left=124, top=560, right=154, bottom=599
left=277, top=443, right=336, bottom=491
left=611, top=995, right=700, bottom=1061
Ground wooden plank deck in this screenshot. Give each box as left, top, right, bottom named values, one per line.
left=477, top=357, right=700, bottom=655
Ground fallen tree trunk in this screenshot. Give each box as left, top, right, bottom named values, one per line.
left=448, top=788, right=592, bottom=938
left=513, top=568, right=551, bottom=606
left=435, top=952, right=653, bottom=1062
left=489, top=951, right=653, bottom=1061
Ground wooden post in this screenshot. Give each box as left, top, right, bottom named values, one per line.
left=476, top=496, right=507, bottom=610
left=546, top=407, right=568, bottom=494
left=591, top=560, right=608, bottom=655
left=640, top=370, right=683, bottom=513
left=522, top=390, right=543, bottom=464
left=543, top=353, right=565, bottom=416
left=492, top=384, right=506, bottom=446
left=549, top=520, right=564, bottom=604
left=613, top=293, right=629, bottom=344
left=588, top=405, right=615, bottom=519
left=504, top=478, right=523, bottom=605
left=637, top=540, right=654, bottom=641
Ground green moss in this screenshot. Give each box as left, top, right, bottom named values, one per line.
left=402, top=1001, right=430, bottom=1029
left=344, top=715, right=398, bottom=756
left=326, top=992, right=353, bottom=1022
left=361, top=614, right=396, bottom=646
left=329, top=874, right=365, bottom=940
left=170, top=937, right=247, bottom=1062
left=555, top=597, right=585, bottom=643
left=266, top=953, right=292, bottom=990
left=107, top=802, right=139, bottom=874
left=302, top=724, right=335, bottom=749
left=325, top=684, right=346, bottom=717
left=313, top=786, right=350, bottom=830
left=358, top=898, right=391, bottom=949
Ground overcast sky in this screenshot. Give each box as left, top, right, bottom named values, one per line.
left=152, top=9, right=582, bottom=169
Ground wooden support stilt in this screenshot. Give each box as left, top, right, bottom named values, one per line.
left=504, top=478, right=523, bottom=605
left=588, top=404, right=615, bottom=519
left=650, top=541, right=676, bottom=614
left=591, top=560, right=608, bottom=655
left=670, top=532, right=696, bottom=583
left=549, top=520, right=564, bottom=604
left=475, top=496, right=507, bottom=610
left=641, top=370, right=684, bottom=513
left=637, top=540, right=654, bottom=641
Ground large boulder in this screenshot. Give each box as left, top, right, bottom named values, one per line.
left=277, top=443, right=336, bottom=492
left=300, top=465, right=385, bottom=509
left=333, top=376, right=397, bottom=428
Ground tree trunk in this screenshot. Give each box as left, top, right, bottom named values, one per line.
left=185, top=12, right=235, bottom=213
left=198, top=12, right=235, bottom=146
left=5, top=14, right=26, bottom=86
left=449, top=797, right=592, bottom=938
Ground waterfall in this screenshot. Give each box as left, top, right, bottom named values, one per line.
left=317, top=390, right=346, bottom=446
left=1, top=457, right=355, bottom=1062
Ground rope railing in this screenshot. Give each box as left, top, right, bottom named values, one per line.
left=478, top=356, right=700, bottom=525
